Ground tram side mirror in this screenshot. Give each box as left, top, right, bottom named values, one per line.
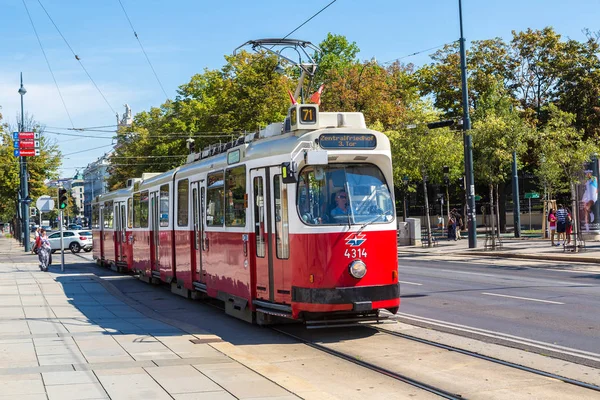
left=281, top=162, right=297, bottom=184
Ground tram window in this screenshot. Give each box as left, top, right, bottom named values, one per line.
left=274, top=174, right=290, bottom=259
left=254, top=176, right=265, bottom=258
left=127, top=198, right=133, bottom=229
left=177, top=179, right=189, bottom=227
left=103, top=201, right=114, bottom=229
left=139, top=191, right=149, bottom=228
left=297, top=164, right=394, bottom=226
left=132, top=192, right=140, bottom=228
left=225, top=166, right=246, bottom=227
left=206, top=171, right=224, bottom=227
left=92, top=204, right=100, bottom=229
left=160, top=184, right=170, bottom=227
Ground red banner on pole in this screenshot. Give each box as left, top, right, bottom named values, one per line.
left=18, top=132, right=35, bottom=140
left=19, top=139, right=36, bottom=148
left=19, top=149, right=37, bottom=157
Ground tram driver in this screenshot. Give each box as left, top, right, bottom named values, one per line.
left=330, top=190, right=349, bottom=221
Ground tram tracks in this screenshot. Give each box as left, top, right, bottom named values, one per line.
left=272, top=323, right=600, bottom=399
left=271, top=325, right=464, bottom=399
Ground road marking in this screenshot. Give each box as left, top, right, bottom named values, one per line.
left=399, top=280, right=422, bottom=286
left=481, top=292, right=565, bottom=304
left=393, top=311, right=600, bottom=361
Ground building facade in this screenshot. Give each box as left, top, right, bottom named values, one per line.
left=83, top=154, right=111, bottom=227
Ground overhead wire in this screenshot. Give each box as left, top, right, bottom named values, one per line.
left=117, top=0, right=169, bottom=99
left=44, top=130, right=243, bottom=139
left=281, top=0, right=337, bottom=41
left=36, top=0, right=118, bottom=116
left=382, top=40, right=459, bottom=65
left=21, top=0, right=75, bottom=128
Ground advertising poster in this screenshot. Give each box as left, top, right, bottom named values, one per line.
left=578, top=156, right=600, bottom=233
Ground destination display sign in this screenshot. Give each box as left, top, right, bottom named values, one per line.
left=319, top=134, right=377, bottom=149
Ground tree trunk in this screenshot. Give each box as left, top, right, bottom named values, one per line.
left=495, top=184, right=501, bottom=239
left=489, top=184, right=496, bottom=249
left=423, top=176, right=432, bottom=247
left=571, top=182, right=579, bottom=253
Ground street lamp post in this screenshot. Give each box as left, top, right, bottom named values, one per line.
left=19, top=73, right=30, bottom=252
left=458, top=0, right=477, bottom=248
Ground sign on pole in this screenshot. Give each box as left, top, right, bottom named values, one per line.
left=524, top=192, right=540, bottom=199
left=36, top=195, right=55, bottom=212
left=13, top=132, right=40, bottom=157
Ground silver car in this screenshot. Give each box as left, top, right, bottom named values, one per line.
left=47, top=230, right=93, bottom=253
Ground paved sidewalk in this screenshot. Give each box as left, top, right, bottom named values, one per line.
left=0, top=237, right=305, bottom=400
left=400, top=235, right=600, bottom=269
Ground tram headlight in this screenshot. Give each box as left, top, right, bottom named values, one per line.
left=349, top=260, right=367, bottom=279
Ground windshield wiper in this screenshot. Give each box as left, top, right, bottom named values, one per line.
left=357, top=210, right=391, bottom=234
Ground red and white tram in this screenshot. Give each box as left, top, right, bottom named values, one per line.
left=93, top=104, right=400, bottom=325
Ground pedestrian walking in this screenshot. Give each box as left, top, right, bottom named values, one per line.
left=555, top=204, right=568, bottom=246
left=548, top=209, right=557, bottom=246
left=38, top=229, right=51, bottom=272
left=447, top=213, right=456, bottom=241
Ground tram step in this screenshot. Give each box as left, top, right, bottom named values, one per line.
left=255, top=307, right=293, bottom=319
left=305, top=314, right=389, bottom=329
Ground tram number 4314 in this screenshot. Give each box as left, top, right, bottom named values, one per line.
left=344, top=248, right=367, bottom=258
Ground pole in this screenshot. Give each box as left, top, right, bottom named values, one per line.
left=459, top=0, right=476, bottom=248
left=512, top=151, right=521, bottom=237
left=529, top=197, right=532, bottom=231
left=19, top=73, right=30, bottom=252
left=59, top=209, right=65, bottom=272
left=422, top=174, right=432, bottom=247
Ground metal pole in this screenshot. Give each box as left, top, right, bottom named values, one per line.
left=512, top=151, right=521, bottom=237
left=59, top=209, right=65, bottom=272
left=529, top=197, right=532, bottom=231
left=19, top=73, right=30, bottom=252
left=459, top=0, right=476, bottom=248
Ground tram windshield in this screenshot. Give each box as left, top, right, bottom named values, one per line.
left=297, top=164, right=394, bottom=226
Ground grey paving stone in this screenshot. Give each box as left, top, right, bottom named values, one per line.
left=0, top=374, right=45, bottom=395
left=0, top=364, right=74, bottom=376
left=95, top=368, right=172, bottom=400
left=196, top=364, right=293, bottom=400
left=172, top=392, right=237, bottom=400
left=46, top=382, right=108, bottom=400
left=43, top=370, right=98, bottom=385
left=145, top=365, right=222, bottom=394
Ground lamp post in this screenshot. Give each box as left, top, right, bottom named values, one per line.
left=458, top=0, right=477, bottom=248
left=19, top=73, right=31, bottom=252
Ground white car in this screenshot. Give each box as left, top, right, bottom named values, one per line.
left=47, top=230, right=93, bottom=253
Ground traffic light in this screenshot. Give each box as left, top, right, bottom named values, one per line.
left=58, top=188, right=68, bottom=210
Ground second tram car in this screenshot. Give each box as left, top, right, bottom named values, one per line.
left=93, top=104, right=400, bottom=325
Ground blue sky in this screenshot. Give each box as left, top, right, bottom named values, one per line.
left=1, top=0, right=598, bottom=177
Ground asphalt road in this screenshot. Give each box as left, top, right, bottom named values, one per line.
left=397, top=254, right=600, bottom=357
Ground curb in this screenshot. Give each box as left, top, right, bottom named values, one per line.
left=456, top=251, right=600, bottom=266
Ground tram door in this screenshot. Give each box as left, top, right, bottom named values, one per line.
left=251, top=168, right=273, bottom=301
left=190, top=181, right=204, bottom=283
left=149, top=191, right=160, bottom=272
left=114, top=202, right=126, bottom=264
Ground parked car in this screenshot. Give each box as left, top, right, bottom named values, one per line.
left=67, top=224, right=82, bottom=230
left=47, top=230, right=93, bottom=253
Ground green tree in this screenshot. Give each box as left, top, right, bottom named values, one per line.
left=536, top=104, right=597, bottom=244
left=108, top=51, right=292, bottom=189
left=311, top=33, right=360, bottom=90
